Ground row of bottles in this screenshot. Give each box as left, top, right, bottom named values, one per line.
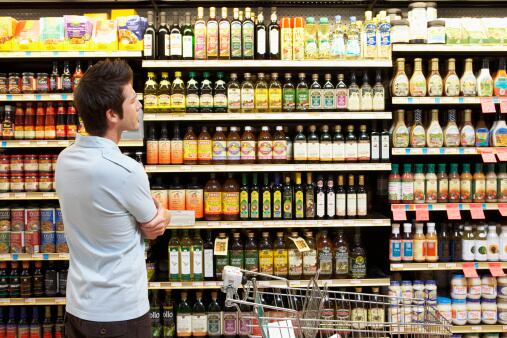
left=143, top=71, right=386, bottom=113
left=390, top=109, right=506, bottom=148
left=145, top=123, right=390, bottom=165
left=390, top=222, right=507, bottom=263
left=151, top=172, right=370, bottom=221
left=389, top=162, right=507, bottom=204
left=391, top=57, right=507, bottom=97
left=0, top=306, right=64, bottom=338
left=143, top=7, right=391, bottom=61
left=165, top=228, right=367, bottom=282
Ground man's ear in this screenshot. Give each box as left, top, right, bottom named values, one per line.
left=105, top=108, right=120, bottom=124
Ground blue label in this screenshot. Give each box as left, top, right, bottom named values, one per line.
left=391, top=241, right=402, bottom=258
left=403, top=241, right=413, bottom=258
left=435, top=97, right=441, bottom=103
left=459, top=97, right=464, bottom=103
left=408, top=97, right=413, bottom=103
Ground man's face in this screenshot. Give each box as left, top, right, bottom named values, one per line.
left=118, top=83, right=142, bottom=132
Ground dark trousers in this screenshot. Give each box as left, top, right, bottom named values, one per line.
left=64, top=312, right=151, bottom=338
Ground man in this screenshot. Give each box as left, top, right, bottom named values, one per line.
left=55, top=59, right=167, bottom=337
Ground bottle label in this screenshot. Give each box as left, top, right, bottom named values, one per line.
left=274, top=249, right=288, bottom=275
left=230, top=251, right=244, bottom=268
left=357, top=142, right=370, bottom=161
left=309, top=89, right=322, bottom=110
left=186, top=93, right=199, bottom=109
left=169, top=248, right=179, bottom=279
left=262, top=191, right=272, bottom=218
left=240, top=140, right=256, bottom=160
left=303, top=249, right=317, bottom=275
left=269, top=89, right=282, bottom=110
left=486, top=178, right=497, bottom=201
left=144, top=94, right=158, bottom=109
left=245, top=250, right=259, bottom=272
left=390, top=239, right=402, bottom=261
left=177, top=315, right=192, bottom=334
left=273, top=190, right=282, bottom=218
left=413, top=179, right=425, bottom=203
left=426, top=179, right=437, bottom=202
left=242, top=23, right=255, bottom=57
left=223, top=312, right=238, bottom=335
left=357, top=193, right=367, bottom=216
left=281, top=28, right=293, bottom=60
left=143, top=34, right=153, bottom=56
left=231, top=23, right=242, bottom=58
left=258, top=140, right=273, bottom=160
left=212, top=140, right=227, bottom=160
left=204, top=248, right=214, bottom=278
left=336, top=194, right=346, bottom=217
left=227, top=88, right=241, bottom=110
left=460, top=126, right=475, bottom=146
left=207, top=313, right=222, bottom=336
left=295, top=191, right=304, bottom=219
left=270, top=29, right=279, bottom=55
left=219, top=22, right=231, bottom=57
left=347, top=193, right=356, bottom=217
left=191, top=315, right=208, bottom=336
left=183, top=139, right=198, bottom=161
left=226, top=140, right=241, bottom=161
left=207, top=22, right=219, bottom=57
left=250, top=191, right=259, bottom=218
left=283, top=194, right=292, bottom=218
left=336, top=89, right=348, bottom=109
left=350, top=255, right=366, bottom=277
left=449, top=178, right=460, bottom=201
left=316, top=192, right=325, bottom=217
left=194, top=23, right=207, bottom=59
left=158, top=94, right=171, bottom=109
left=170, top=34, right=182, bottom=56
left=401, top=181, right=414, bottom=201
left=335, top=246, right=348, bottom=275
left=294, top=142, right=308, bottom=161
left=428, top=76, right=443, bottom=96
left=318, top=247, right=333, bottom=275
left=282, top=89, right=296, bottom=111
left=241, top=88, right=255, bottom=109
left=388, top=180, right=402, bottom=202
left=410, top=127, right=426, bottom=147
left=205, top=192, right=222, bottom=215
left=214, top=94, right=228, bottom=109
left=200, top=94, right=214, bottom=109
left=223, top=192, right=239, bottom=215
left=259, top=249, right=273, bottom=274
left=183, top=36, right=193, bottom=58
left=476, top=129, right=489, bottom=147
left=373, top=90, right=385, bottom=111
left=273, top=140, right=287, bottom=160
left=319, top=143, right=333, bottom=161
left=255, top=90, right=269, bottom=110
left=296, top=89, right=309, bottom=111
left=181, top=249, right=191, bottom=277
left=240, top=191, right=249, bottom=219
left=307, top=142, right=320, bottom=161
left=345, top=142, right=357, bottom=161
left=327, top=191, right=336, bottom=217
left=289, top=249, right=303, bottom=275
left=323, top=89, right=335, bottom=109
left=198, top=139, right=212, bottom=161
left=332, top=141, right=345, bottom=161
left=402, top=240, right=413, bottom=260
left=473, top=179, right=486, bottom=201
left=257, top=28, right=266, bottom=54
left=460, top=180, right=471, bottom=201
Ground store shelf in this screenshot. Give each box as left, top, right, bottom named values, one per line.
left=144, top=111, right=393, bottom=121
left=390, top=262, right=507, bottom=271
left=0, top=51, right=142, bottom=59
left=0, top=192, right=58, bottom=200
left=0, top=93, right=142, bottom=102
left=392, top=203, right=503, bottom=211
left=168, top=218, right=390, bottom=230
left=451, top=325, right=507, bottom=334
left=393, top=44, right=507, bottom=53
left=145, top=163, right=391, bottom=173
left=0, top=297, right=66, bottom=306
left=0, top=139, right=143, bottom=148
left=148, top=278, right=390, bottom=290
left=0, top=253, right=68, bottom=261
left=142, top=59, right=392, bottom=69
left=391, top=147, right=505, bottom=156
left=392, top=97, right=502, bottom=105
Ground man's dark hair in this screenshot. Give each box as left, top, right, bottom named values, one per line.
left=73, top=59, right=133, bottom=136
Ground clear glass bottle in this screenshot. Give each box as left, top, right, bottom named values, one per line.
left=372, top=70, right=385, bottom=111
left=241, top=73, right=255, bottom=113
left=255, top=73, right=269, bottom=112
left=227, top=73, right=241, bottom=113
left=444, top=109, right=460, bottom=147
left=336, top=73, right=348, bottom=111
left=348, top=72, right=361, bottom=111
left=322, top=74, right=335, bottom=111
left=309, top=74, right=323, bottom=111
left=296, top=73, right=309, bottom=112
left=427, top=58, right=443, bottom=97
left=410, top=58, right=427, bottom=97
left=461, top=58, right=477, bottom=97
left=268, top=72, right=282, bottom=112
left=360, top=72, right=373, bottom=111
left=445, top=58, right=460, bottom=97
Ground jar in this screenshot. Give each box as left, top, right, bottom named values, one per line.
left=0, top=155, right=9, bottom=173
left=38, top=155, right=52, bottom=173
left=452, top=299, right=467, bottom=325
left=0, top=73, right=7, bottom=94
left=401, top=281, right=413, bottom=305
left=467, top=277, right=482, bottom=300
left=412, top=305, right=424, bottom=322
left=9, top=155, right=23, bottom=173
left=51, top=155, right=58, bottom=172
left=482, top=299, right=498, bottom=324
left=10, top=175, right=24, bottom=192
left=23, top=155, right=38, bottom=172
left=408, top=2, right=428, bottom=43
left=437, top=297, right=452, bottom=323
left=482, top=275, right=498, bottom=299
left=25, top=174, right=38, bottom=192
left=389, top=281, right=402, bottom=304
left=21, top=72, right=36, bottom=94
left=0, top=174, right=9, bottom=192
left=391, top=19, right=410, bottom=44
left=428, top=20, right=446, bottom=44
left=426, top=2, right=438, bottom=21
left=451, top=274, right=467, bottom=300
left=8, top=73, right=20, bottom=94
left=36, top=73, right=49, bottom=93
left=413, top=280, right=425, bottom=304
left=466, top=298, right=481, bottom=324
left=39, top=174, right=53, bottom=192
left=425, top=280, right=437, bottom=303
left=498, top=276, right=507, bottom=299
left=498, top=298, right=507, bottom=324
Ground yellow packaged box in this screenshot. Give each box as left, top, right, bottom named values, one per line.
left=0, top=17, right=18, bottom=51
left=92, top=20, right=118, bottom=51
left=40, top=17, right=65, bottom=51
left=64, top=15, right=93, bottom=51
left=111, top=9, right=137, bottom=20
left=13, top=20, right=40, bottom=51
left=84, top=13, right=109, bottom=20
left=117, top=15, right=147, bottom=51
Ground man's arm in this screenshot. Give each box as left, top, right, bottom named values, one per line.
left=139, top=199, right=169, bottom=240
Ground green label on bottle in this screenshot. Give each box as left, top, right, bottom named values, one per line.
left=250, top=191, right=259, bottom=219
left=262, top=191, right=272, bottom=219
left=296, top=89, right=309, bottom=111
left=283, top=195, right=293, bottom=219
left=282, top=89, right=295, bottom=111
left=244, top=250, right=259, bottom=272
left=229, top=251, right=244, bottom=269
left=273, top=191, right=282, bottom=218
left=295, top=191, right=304, bottom=219
left=240, top=191, right=249, bottom=219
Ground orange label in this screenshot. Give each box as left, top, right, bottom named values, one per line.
left=222, top=192, right=240, bottom=215
left=146, top=140, right=159, bottom=165
left=197, top=139, right=212, bottom=161
left=151, top=190, right=168, bottom=209
left=205, top=192, right=222, bottom=215
left=257, top=140, right=273, bottom=160
left=44, top=128, right=56, bottom=139
left=158, top=140, right=171, bottom=164
left=186, top=189, right=203, bottom=219
left=426, top=239, right=437, bottom=258
left=168, top=189, right=186, bottom=210
left=171, top=140, right=183, bottom=164
left=183, top=139, right=198, bottom=161
left=241, top=140, right=256, bottom=160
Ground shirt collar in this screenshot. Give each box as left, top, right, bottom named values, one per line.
left=75, top=135, right=121, bottom=152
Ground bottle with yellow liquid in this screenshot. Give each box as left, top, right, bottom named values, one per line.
left=268, top=72, right=282, bottom=112
left=255, top=73, right=269, bottom=112
left=157, top=72, right=171, bottom=113
left=144, top=72, right=158, bottom=113
left=171, top=71, right=186, bottom=113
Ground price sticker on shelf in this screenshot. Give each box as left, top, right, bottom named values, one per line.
left=415, top=204, right=429, bottom=221
left=481, top=97, right=496, bottom=113
left=500, top=97, right=507, bottom=113
left=488, top=262, right=506, bottom=277
left=480, top=148, right=497, bottom=163
left=470, top=203, right=485, bottom=219
left=462, top=262, right=479, bottom=278
left=214, top=237, right=229, bottom=256
left=499, top=203, right=507, bottom=216
left=391, top=204, right=407, bottom=221
left=497, top=148, right=507, bottom=162
left=446, top=204, right=461, bottom=220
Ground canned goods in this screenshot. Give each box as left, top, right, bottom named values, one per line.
left=40, top=208, right=55, bottom=232
left=10, top=175, right=24, bottom=192
left=10, top=231, right=23, bottom=253
left=10, top=208, right=24, bottom=231
left=9, top=155, right=23, bottom=173
left=24, top=230, right=40, bottom=254
left=0, top=155, right=9, bottom=173
left=41, top=231, right=55, bottom=253
left=0, top=231, right=9, bottom=253
left=56, top=231, right=68, bottom=253
left=55, top=208, right=64, bottom=231
left=25, top=208, right=40, bottom=231
left=0, top=208, right=9, bottom=231
left=23, top=155, right=38, bottom=172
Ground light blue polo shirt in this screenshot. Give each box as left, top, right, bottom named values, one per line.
left=55, top=136, right=157, bottom=322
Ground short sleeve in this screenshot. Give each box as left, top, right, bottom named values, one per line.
left=119, top=168, right=157, bottom=223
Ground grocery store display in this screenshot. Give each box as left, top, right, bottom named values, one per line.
left=0, top=154, right=56, bottom=193
left=144, top=70, right=386, bottom=113
left=0, top=306, right=65, bottom=337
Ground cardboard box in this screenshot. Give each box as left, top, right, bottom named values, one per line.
left=13, top=20, right=40, bottom=51
left=92, top=19, right=118, bottom=51
left=117, top=15, right=146, bottom=51
left=84, top=13, right=109, bottom=20
left=111, top=9, right=137, bottom=20
left=0, top=17, right=18, bottom=51
left=40, top=17, right=65, bottom=51
left=64, top=15, right=93, bottom=51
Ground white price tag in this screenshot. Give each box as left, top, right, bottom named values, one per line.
left=14, top=193, right=26, bottom=198
left=55, top=298, right=66, bottom=304
left=391, top=264, right=403, bottom=270
left=171, top=282, right=182, bottom=287
left=350, top=280, right=361, bottom=285
left=428, top=263, right=439, bottom=269
left=36, top=141, right=48, bottom=145
left=25, top=298, right=35, bottom=303
left=192, top=282, right=203, bottom=287
left=150, top=282, right=161, bottom=288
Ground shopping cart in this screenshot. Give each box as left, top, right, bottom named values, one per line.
left=221, top=266, right=452, bottom=338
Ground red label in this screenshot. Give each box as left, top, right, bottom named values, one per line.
left=446, top=204, right=461, bottom=220
left=480, top=149, right=497, bottom=163
left=481, top=97, right=496, bottom=113
left=462, top=262, right=479, bottom=278
left=488, top=262, right=506, bottom=277
left=391, top=204, right=406, bottom=221
left=470, top=203, right=485, bottom=219
left=499, top=203, right=507, bottom=216
left=500, top=97, right=507, bottom=113
left=415, top=204, right=429, bottom=221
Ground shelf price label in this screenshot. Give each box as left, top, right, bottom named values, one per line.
left=499, top=203, right=507, bottom=216
left=481, top=97, right=496, bottom=113
left=446, top=204, right=461, bottom=220
left=479, top=148, right=497, bottom=163
left=391, top=204, right=407, bottom=221
left=488, top=262, right=506, bottom=277
left=415, top=204, right=429, bottom=221
left=496, top=148, right=507, bottom=162
left=500, top=97, right=507, bottom=113
left=462, top=262, right=479, bottom=278
left=469, top=204, right=485, bottom=219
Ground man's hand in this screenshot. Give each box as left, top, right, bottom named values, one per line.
left=139, top=199, right=169, bottom=240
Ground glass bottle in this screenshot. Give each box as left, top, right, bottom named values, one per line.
left=194, top=7, right=206, bottom=60
left=204, top=173, right=222, bottom=221
left=199, top=72, right=214, bottom=113
left=486, top=164, right=498, bottom=202
left=346, top=16, right=360, bottom=59
left=242, top=7, right=255, bottom=59
left=273, top=126, right=287, bottom=163
left=392, top=58, right=409, bottom=97
left=229, top=232, right=244, bottom=269
left=445, top=58, right=460, bottom=97
left=226, top=126, right=241, bottom=163
left=272, top=173, right=283, bottom=219
left=305, top=17, right=318, bottom=59
left=307, top=124, right=320, bottom=163
left=410, top=58, right=427, bottom=97
left=318, top=17, right=331, bottom=59
left=257, top=126, right=273, bottom=164
left=261, top=173, right=272, bottom=219
left=347, top=175, right=357, bottom=218
left=320, top=125, right=333, bottom=162
left=296, top=73, right=309, bottom=112
left=182, top=12, right=194, bottom=60
left=410, top=109, right=426, bottom=147
left=334, top=230, right=349, bottom=278
left=336, top=73, right=348, bottom=111
left=460, top=109, right=476, bottom=147
left=185, top=72, right=199, bottom=113
left=360, top=72, right=373, bottom=111
left=448, top=163, right=461, bottom=203
left=273, top=232, right=288, bottom=278
left=231, top=8, right=242, bottom=59
left=144, top=72, right=158, bottom=112
left=170, top=12, right=182, bottom=60
left=222, top=173, right=240, bottom=221
left=331, top=15, right=346, bottom=59
left=461, top=58, right=477, bottom=97
left=288, top=231, right=303, bottom=280
left=363, top=11, right=377, bottom=59
left=428, top=58, right=443, bottom=97
left=241, top=73, right=255, bottom=113
left=179, top=230, right=192, bottom=281
left=268, top=72, right=282, bottom=112
left=282, top=175, right=293, bottom=219
left=318, top=230, right=333, bottom=278
left=461, top=163, right=473, bottom=203
left=268, top=7, right=280, bottom=59
left=143, top=11, right=156, bottom=59
left=213, top=72, right=228, bottom=113
left=357, top=175, right=367, bottom=217
left=402, top=223, right=414, bottom=262
left=316, top=175, right=326, bottom=219
left=347, top=72, right=360, bottom=111
left=462, top=225, right=476, bottom=261
left=218, top=7, right=231, bottom=60
left=255, top=73, right=269, bottom=112
left=477, top=58, right=494, bottom=97
left=473, top=163, right=486, bottom=203
left=240, top=126, right=256, bottom=164
left=350, top=230, right=366, bottom=279
left=244, top=232, right=259, bottom=272
left=444, top=109, right=460, bottom=147
left=322, top=73, right=335, bottom=111
left=305, top=172, right=315, bottom=219
left=335, top=175, right=346, bottom=218
left=255, top=8, right=267, bottom=60
left=357, top=125, right=370, bottom=162
left=171, top=71, right=186, bottom=113
left=227, top=73, right=241, bottom=113
left=250, top=173, right=260, bottom=220
left=282, top=73, right=296, bottom=112
left=333, top=125, right=345, bottom=162
left=309, top=74, right=323, bottom=111
left=345, top=125, right=358, bottom=162
left=372, top=70, right=385, bottom=111
left=258, top=232, right=274, bottom=276
left=183, top=126, right=198, bottom=165
left=176, top=292, right=192, bottom=337
left=325, top=175, right=336, bottom=219
left=426, top=109, right=444, bottom=148
left=495, top=57, right=507, bottom=96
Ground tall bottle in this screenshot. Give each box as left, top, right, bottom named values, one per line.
left=223, top=173, right=240, bottom=221
left=185, top=72, right=199, bottom=113
left=250, top=173, right=260, bottom=219
left=347, top=72, right=360, bottom=111
left=326, top=177, right=337, bottom=219
left=364, top=11, right=377, bottom=59
left=477, top=58, right=494, bottom=97
left=241, top=73, right=255, bottom=113
left=410, top=58, right=427, bottom=97
left=143, top=11, right=156, bottom=60
left=194, top=7, right=207, bottom=60
left=427, top=109, right=444, bottom=148
left=336, top=73, right=348, bottom=111
left=157, top=12, right=170, bottom=59
left=227, top=73, right=241, bottom=113
left=255, top=73, right=269, bottom=112
left=282, top=174, right=293, bottom=219
left=182, top=12, right=194, bottom=60
left=268, top=7, right=280, bottom=59
left=268, top=72, right=282, bottom=112
left=288, top=231, right=303, bottom=280
left=445, top=58, right=460, bottom=96
left=144, top=72, right=158, bottom=112
left=282, top=73, right=296, bottom=112
left=204, top=173, right=222, bottom=221
left=372, top=70, right=385, bottom=111
left=309, top=74, right=322, bottom=111
left=242, top=8, right=255, bottom=59
left=378, top=11, right=391, bottom=59
left=360, top=72, right=373, bottom=111
left=428, top=58, right=443, bottom=97
left=318, top=17, right=331, bottom=59
left=444, top=109, right=460, bottom=147
left=231, top=8, right=242, bottom=59
left=256, top=8, right=267, bottom=59
left=258, top=232, right=274, bottom=276
left=318, top=230, right=333, bottom=278
left=346, top=16, right=360, bottom=59
left=170, top=12, right=182, bottom=60
left=199, top=72, right=214, bottom=113
left=171, top=71, right=186, bottom=113
left=460, top=109, right=476, bottom=147
left=316, top=175, right=326, bottom=219
left=296, top=73, right=309, bottom=112
left=392, top=58, right=409, bottom=97
left=461, top=58, right=477, bottom=97
left=207, top=7, right=219, bottom=59
left=218, top=7, right=231, bottom=60
left=322, top=73, right=336, bottom=111
left=495, top=57, right=507, bottom=96
left=334, top=230, right=349, bottom=278
left=177, top=292, right=192, bottom=337
left=350, top=230, right=366, bottom=279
